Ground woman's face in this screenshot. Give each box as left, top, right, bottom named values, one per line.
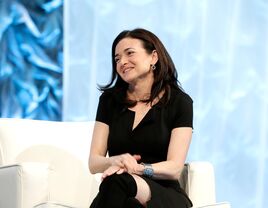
left=114, top=37, right=157, bottom=85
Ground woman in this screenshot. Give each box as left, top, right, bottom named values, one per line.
left=89, top=28, right=193, bottom=208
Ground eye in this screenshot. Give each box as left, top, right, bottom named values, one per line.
left=127, top=51, right=134, bottom=56
left=114, top=57, right=120, bottom=63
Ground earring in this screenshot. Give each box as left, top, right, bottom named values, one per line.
left=151, top=64, right=156, bottom=71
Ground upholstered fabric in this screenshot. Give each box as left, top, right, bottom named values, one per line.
left=0, top=118, right=230, bottom=208
left=0, top=163, right=49, bottom=208
left=0, top=118, right=96, bottom=208
left=185, top=162, right=216, bottom=206
left=0, top=119, right=93, bottom=166
left=192, top=203, right=231, bottom=208
left=34, top=202, right=76, bottom=208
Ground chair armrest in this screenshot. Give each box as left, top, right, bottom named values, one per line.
left=184, top=162, right=217, bottom=207
left=0, top=162, right=50, bottom=208
left=193, top=202, right=231, bottom=208
left=34, top=202, right=76, bottom=208
left=15, top=145, right=93, bottom=207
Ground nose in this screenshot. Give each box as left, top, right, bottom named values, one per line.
left=119, top=55, right=128, bottom=66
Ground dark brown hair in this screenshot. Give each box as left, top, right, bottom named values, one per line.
left=99, top=28, right=182, bottom=106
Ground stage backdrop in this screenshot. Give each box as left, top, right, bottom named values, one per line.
left=64, top=0, right=268, bottom=208
left=0, top=0, right=63, bottom=120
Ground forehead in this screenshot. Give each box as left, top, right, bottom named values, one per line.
left=115, top=38, right=144, bottom=53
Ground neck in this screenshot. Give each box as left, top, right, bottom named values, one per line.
left=128, top=76, right=154, bottom=101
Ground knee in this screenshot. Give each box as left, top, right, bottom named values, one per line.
left=99, top=173, right=137, bottom=197
left=100, top=173, right=121, bottom=189
left=124, top=198, right=144, bottom=208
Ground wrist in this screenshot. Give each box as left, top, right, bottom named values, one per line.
left=108, top=156, right=116, bottom=166
left=141, top=163, right=154, bottom=178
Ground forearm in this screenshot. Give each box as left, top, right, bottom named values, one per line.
left=145, top=128, right=192, bottom=180
left=144, top=160, right=184, bottom=180
left=89, top=155, right=112, bottom=174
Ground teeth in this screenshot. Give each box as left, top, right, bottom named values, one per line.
left=123, top=68, right=131, bottom=73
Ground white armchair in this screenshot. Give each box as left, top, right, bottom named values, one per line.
left=179, top=162, right=230, bottom=208
left=0, top=118, right=230, bottom=208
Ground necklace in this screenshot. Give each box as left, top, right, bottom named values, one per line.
left=127, top=90, right=150, bottom=102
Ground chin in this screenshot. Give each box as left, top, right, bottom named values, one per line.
left=121, top=76, right=135, bottom=84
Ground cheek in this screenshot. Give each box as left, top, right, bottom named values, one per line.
left=115, top=64, right=120, bottom=73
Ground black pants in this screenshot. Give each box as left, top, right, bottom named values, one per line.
left=90, top=173, right=144, bottom=208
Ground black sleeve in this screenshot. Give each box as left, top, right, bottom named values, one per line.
left=95, top=92, right=112, bottom=125
left=172, top=94, right=193, bottom=129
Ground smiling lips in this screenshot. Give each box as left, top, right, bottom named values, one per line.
left=122, top=67, right=133, bottom=74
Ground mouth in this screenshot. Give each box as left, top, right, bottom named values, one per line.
left=122, top=67, right=133, bottom=74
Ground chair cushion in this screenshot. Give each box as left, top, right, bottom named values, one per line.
left=16, top=145, right=93, bottom=207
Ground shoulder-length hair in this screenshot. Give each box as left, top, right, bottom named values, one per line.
left=99, top=28, right=181, bottom=105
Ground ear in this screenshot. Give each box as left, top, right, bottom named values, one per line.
left=151, top=50, right=158, bottom=65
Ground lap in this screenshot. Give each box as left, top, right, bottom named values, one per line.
left=141, top=177, right=192, bottom=208
left=97, top=173, right=192, bottom=208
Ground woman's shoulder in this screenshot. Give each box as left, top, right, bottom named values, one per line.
left=99, top=88, right=114, bottom=99
left=99, top=87, right=125, bottom=105
left=170, top=87, right=193, bottom=104
left=168, top=87, right=193, bottom=128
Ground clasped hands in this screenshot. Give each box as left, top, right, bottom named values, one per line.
left=102, top=153, right=144, bottom=180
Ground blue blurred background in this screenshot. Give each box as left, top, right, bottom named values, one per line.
left=1, top=0, right=268, bottom=207
left=0, top=0, right=63, bottom=120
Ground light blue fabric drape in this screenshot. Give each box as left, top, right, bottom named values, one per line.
left=0, top=0, right=63, bottom=120
left=64, top=0, right=268, bottom=207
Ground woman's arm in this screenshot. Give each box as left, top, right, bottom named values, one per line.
left=88, top=121, right=141, bottom=174
left=89, top=123, right=192, bottom=181
left=133, top=127, right=192, bottom=180
left=88, top=121, right=110, bottom=174
left=151, top=127, right=192, bottom=180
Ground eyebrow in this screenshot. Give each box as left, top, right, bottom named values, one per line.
left=115, top=47, right=135, bottom=58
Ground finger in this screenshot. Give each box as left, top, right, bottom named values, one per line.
left=112, top=156, right=124, bottom=167
left=116, top=158, right=124, bottom=167
left=123, top=154, right=138, bottom=165
left=133, top=154, right=141, bottom=161
left=102, top=166, right=120, bottom=180
left=101, top=172, right=108, bottom=180
left=116, top=168, right=125, bottom=174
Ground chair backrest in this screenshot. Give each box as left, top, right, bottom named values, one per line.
left=0, top=118, right=99, bottom=207
left=178, top=164, right=188, bottom=191
left=0, top=118, right=94, bottom=166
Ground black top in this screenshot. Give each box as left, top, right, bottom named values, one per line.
left=95, top=87, right=193, bottom=191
